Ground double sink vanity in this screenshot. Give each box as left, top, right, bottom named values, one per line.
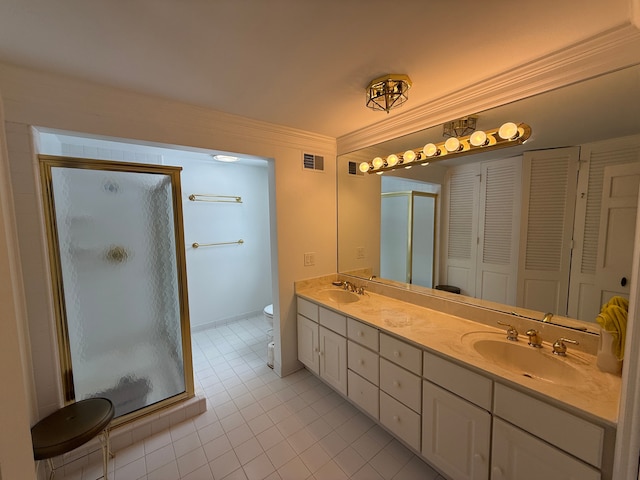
left=295, top=275, right=621, bottom=480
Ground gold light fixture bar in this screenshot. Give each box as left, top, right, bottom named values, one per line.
left=359, top=122, right=532, bottom=174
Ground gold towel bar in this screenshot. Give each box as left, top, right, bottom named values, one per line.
left=188, top=194, right=242, bottom=203
left=192, top=239, right=244, bottom=248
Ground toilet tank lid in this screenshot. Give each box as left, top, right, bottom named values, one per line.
left=264, top=304, right=273, bottom=317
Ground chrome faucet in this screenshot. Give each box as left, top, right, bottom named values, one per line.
left=497, top=321, right=519, bottom=341
left=542, top=312, right=554, bottom=323
left=552, top=337, right=579, bottom=356
left=356, top=285, right=366, bottom=295
left=526, top=329, right=543, bottom=348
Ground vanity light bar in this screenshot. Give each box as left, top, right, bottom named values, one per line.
left=358, top=122, right=532, bottom=174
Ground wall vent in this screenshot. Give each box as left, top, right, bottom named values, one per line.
left=303, top=153, right=324, bottom=171
left=348, top=161, right=364, bottom=176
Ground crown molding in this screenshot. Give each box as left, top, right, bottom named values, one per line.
left=338, top=22, right=640, bottom=155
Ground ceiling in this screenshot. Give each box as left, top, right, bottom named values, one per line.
left=0, top=0, right=632, bottom=139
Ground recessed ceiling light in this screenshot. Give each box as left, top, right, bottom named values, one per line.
left=212, top=154, right=239, bottom=162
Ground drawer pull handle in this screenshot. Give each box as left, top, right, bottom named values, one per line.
left=393, top=415, right=399, bottom=422
left=393, top=351, right=400, bottom=358
left=393, top=380, right=400, bottom=388
left=359, top=359, right=364, bottom=366
left=357, top=331, right=364, bottom=337
left=473, top=453, right=484, bottom=463
left=492, top=466, right=503, bottom=479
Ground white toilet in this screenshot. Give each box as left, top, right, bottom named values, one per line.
left=263, top=304, right=274, bottom=331
left=263, top=304, right=275, bottom=368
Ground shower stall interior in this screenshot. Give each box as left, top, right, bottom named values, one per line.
left=39, top=155, right=194, bottom=424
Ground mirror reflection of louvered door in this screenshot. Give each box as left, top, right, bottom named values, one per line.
left=443, top=158, right=521, bottom=304
left=568, top=135, right=640, bottom=320
left=517, top=147, right=579, bottom=315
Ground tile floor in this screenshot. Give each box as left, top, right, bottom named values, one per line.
left=59, top=315, right=445, bottom=480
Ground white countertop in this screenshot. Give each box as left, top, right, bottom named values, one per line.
left=296, top=283, right=621, bottom=427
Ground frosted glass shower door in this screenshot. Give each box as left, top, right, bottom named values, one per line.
left=40, top=156, right=193, bottom=421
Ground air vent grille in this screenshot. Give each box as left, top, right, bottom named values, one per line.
left=303, top=153, right=324, bottom=171
left=348, top=161, right=364, bottom=176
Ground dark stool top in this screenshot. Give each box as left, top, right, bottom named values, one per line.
left=31, top=398, right=114, bottom=460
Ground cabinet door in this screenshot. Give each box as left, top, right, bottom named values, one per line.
left=422, top=381, right=490, bottom=480
left=491, top=419, right=600, bottom=480
left=297, top=314, right=319, bottom=375
left=319, top=326, right=347, bottom=395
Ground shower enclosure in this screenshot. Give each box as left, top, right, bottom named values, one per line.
left=39, top=155, right=194, bottom=425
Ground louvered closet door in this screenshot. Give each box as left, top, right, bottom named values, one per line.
left=476, top=158, right=522, bottom=305
left=568, top=134, right=640, bottom=320
left=517, top=147, right=579, bottom=315
left=444, top=164, right=480, bottom=296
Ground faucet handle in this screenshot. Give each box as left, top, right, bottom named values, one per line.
left=525, top=329, right=543, bottom=348
left=497, top=321, right=519, bottom=341
left=552, top=337, right=579, bottom=356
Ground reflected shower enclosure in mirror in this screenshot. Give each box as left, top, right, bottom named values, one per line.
left=337, top=64, right=640, bottom=328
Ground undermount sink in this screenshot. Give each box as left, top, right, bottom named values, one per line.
left=317, top=288, right=361, bottom=304
left=462, top=333, right=580, bottom=385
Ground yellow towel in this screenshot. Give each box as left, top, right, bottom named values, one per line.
left=596, top=296, right=629, bottom=360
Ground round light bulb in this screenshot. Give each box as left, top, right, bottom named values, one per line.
left=423, top=143, right=439, bottom=157
left=372, top=157, right=384, bottom=169
left=469, top=130, right=488, bottom=147
left=498, top=122, right=519, bottom=140
left=403, top=150, right=416, bottom=164
left=386, top=154, right=399, bottom=167
left=444, top=137, right=461, bottom=152
left=359, top=162, right=370, bottom=173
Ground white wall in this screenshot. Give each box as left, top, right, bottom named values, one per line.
left=170, top=154, right=273, bottom=329
left=0, top=61, right=337, bottom=433
left=0, top=91, right=36, bottom=478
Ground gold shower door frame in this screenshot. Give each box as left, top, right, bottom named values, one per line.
left=39, top=155, right=194, bottom=427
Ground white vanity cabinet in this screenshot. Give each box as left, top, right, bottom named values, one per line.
left=296, top=297, right=348, bottom=395
left=422, top=352, right=492, bottom=480
left=295, top=294, right=613, bottom=480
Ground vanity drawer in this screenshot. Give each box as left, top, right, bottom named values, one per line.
left=297, top=297, right=318, bottom=321
left=348, top=341, right=379, bottom=385
left=348, top=370, right=379, bottom=420
left=347, top=318, right=379, bottom=351
left=494, top=383, right=604, bottom=468
left=380, top=358, right=421, bottom=412
left=423, top=351, right=492, bottom=410
left=319, top=307, right=346, bottom=336
left=380, top=333, right=422, bottom=374
left=380, top=391, right=421, bottom=452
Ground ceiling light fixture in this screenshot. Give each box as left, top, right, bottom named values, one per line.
left=443, top=116, right=478, bottom=138
left=212, top=154, right=239, bottom=163
left=365, top=74, right=412, bottom=114
left=358, top=122, right=532, bottom=174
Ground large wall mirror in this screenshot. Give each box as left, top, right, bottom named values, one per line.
left=338, top=64, right=640, bottom=331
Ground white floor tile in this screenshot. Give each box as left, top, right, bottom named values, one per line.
left=54, top=316, right=441, bottom=480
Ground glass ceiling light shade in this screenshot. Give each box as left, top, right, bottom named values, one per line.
left=359, top=162, right=371, bottom=173
left=469, top=130, right=488, bottom=147
left=361, top=121, right=532, bottom=174
left=403, top=150, right=417, bottom=164
left=366, top=74, right=412, bottom=113
left=444, top=137, right=462, bottom=152
left=423, top=143, right=440, bottom=157
left=498, top=122, right=520, bottom=140
left=386, top=154, right=400, bottom=167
